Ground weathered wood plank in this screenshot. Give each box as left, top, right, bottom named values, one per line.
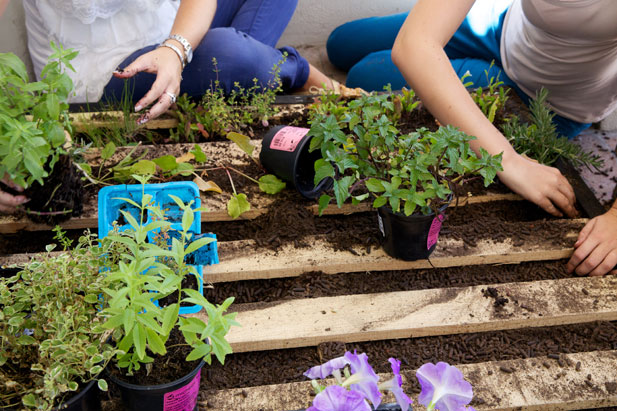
left=192, top=276, right=617, bottom=353
left=204, top=220, right=584, bottom=283
left=199, top=350, right=617, bottom=411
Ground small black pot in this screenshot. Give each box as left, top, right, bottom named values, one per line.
left=51, top=379, right=101, bottom=411
left=259, top=125, right=333, bottom=199
left=107, top=361, right=204, bottom=411
left=377, top=204, right=449, bottom=261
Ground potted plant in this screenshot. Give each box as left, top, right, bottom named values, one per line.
left=0, top=42, right=83, bottom=224
left=307, top=92, right=503, bottom=260
left=97, top=180, right=238, bottom=410
left=0, top=228, right=117, bottom=410
left=303, top=351, right=476, bottom=411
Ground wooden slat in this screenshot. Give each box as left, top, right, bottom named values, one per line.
left=205, top=220, right=585, bottom=283
left=200, top=350, right=617, bottom=411
left=192, top=276, right=617, bottom=353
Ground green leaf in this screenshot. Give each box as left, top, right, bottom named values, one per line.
left=46, top=93, right=60, bottom=121
left=227, top=193, right=250, bottom=219
left=22, top=394, right=37, bottom=407
left=191, top=144, right=207, bottom=163
left=318, top=194, right=332, bottom=216
left=130, top=159, right=157, bottom=175
left=258, top=174, right=286, bottom=194
left=365, top=178, right=385, bottom=193
left=134, top=323, right=146, bottom=360
left=314, top=159, right=335, bottom=186
left=373, top=196, right=387, bottom=208
left=153, top=155, right=178, bottom=172
left=333, top=176, right=353, bottom=207
left=101, top=142, right=117, bottom=160
left=186, top=341, right=212, bottom=361
left=185, top=236, right=215, bottom=255
left=17, top=335, right=36, bottom=345
left=146, top=328, right=166, bottom=355
left=0, top=52, right=28, bottom=81
left=98, top=379, right=109, bottom=391
left=226, top=132, right=255, bottom=157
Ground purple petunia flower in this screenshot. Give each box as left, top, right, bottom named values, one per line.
left=379, top=358, right=413, bottom=411
left=342, top=351, right=382, bottom=409
left=304, top=356, right=350, bottom=382
left=416, top=362, right=473, bottom=411
left=307, top=385, right=371, bottom=411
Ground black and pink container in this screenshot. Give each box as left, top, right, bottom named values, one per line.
left=260, top=125, right=333, bottom=199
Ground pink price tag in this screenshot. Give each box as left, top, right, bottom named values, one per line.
left=163, top=369, right=201, bottom=411
left=427, top=214, right=445, bottom=250
left=269, top=127, right=309, bottom=152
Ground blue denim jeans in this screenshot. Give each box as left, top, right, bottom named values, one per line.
left=102, top=0, right=309, bottom=101
left=326, top=0, right=590, bottom=138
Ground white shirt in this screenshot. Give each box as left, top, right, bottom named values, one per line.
left=23, top=0, right=180, bottom=103
left=501, top=0, right=617, bottom=123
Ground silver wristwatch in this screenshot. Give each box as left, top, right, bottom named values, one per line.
left=169, top=34, right=193, bottom=65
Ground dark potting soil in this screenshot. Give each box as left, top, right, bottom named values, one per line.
left=106, top=327, right=199, bottom=386
left=14, top=154, right=84, bottom=225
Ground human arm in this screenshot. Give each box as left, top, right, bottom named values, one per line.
left=113, top=0, right=217, bottom=123
left=566, top=201, right=617, bottom=276
left=0, top=175, right=28, bottom=214
left=391, top=0, right=577, bottom=217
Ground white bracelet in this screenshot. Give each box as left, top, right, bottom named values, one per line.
left=158, top=42, right=186, bottom=69
left=169, top=34, right=193, bottom=65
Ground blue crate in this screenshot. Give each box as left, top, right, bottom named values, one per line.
left=97, top=181, right=218, bottom=315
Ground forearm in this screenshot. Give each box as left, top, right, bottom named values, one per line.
left=391, top=0, right=517, bottom=161
left=167, top=0, right=217, bottom=55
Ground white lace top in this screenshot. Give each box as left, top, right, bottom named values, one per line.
left=23, top=0, right=180, bottom=103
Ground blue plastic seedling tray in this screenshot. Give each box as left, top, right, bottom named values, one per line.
left=98, top=181, right=218, bottom=315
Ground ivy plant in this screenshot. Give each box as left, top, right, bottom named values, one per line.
left=0, top=230, right=118, bottom=410
left=308, top=91, right=503, bottom=216
left=0, top=42, right=77, bottom=189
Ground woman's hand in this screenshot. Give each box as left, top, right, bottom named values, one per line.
left=567, top=207, right=617, bottom=276
left=112, top=45, right=183, bottom=124
left=498, top=152, right=578, bottom=218
left=0, top=175, right=28, bottom=214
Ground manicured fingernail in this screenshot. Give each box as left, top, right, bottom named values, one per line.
left=134, top=104, right=143, bottom=112
left=17, top=196, right=29, bottom=204
left=137, top=115, right=149, bottom=125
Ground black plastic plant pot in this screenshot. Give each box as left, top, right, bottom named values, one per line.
left=108, top=360, right=204, bottom=411
left=377, top=204, right=449, bottom=261
left=51, top=379, right=101, bottom=411
left=260, top=125, right=333, bottom=199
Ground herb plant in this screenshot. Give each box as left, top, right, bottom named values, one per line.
left=99, top=182, right=238, bottom=374
left=304, top=351, right=476, bottom=411
left=0, top=230, right=117, bottom=410
left=307, top=92, right=503, bottom=216
left=0, top=42, right=76, bottom=189
left=461, top=62, right=510, bottom=124
left=502, top=88, right=602, bottom=169
left=171, top=57, right=285, bottom=142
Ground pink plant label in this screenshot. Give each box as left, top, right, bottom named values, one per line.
left=163, top=369, right=201, bottom=411
left=269, top=126, right=309, bottom=152
left=427, top=214, right=445, bottom=250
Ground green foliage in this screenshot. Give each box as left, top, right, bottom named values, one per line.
left=462, top=62, right=510, bottom=123
left=0, top=42, right=76, bottom=188
left=171, top=56, right=285, bottom=142
left=0, top=231, right=118, bottom=410
left=502, top=88, right=603, bottom=168
left=308, top=91, right=503, bottom=216
left=99, top=184, right=238, bottom=373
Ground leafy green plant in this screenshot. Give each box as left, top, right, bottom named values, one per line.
left=307, top=92, right=503, bottom=216
left=0, top=230, right=118, bottom=410
left=461, top=62, right=510, bottom=124
left=99, top=180, right=238, bottom=374
left=502, top=88, right=602, bottom=169
left=0, top=42, right=76, bottom=189
left=171, top=56, right=285, bottom=142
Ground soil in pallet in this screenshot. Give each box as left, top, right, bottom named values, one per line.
left=196, top=259, right=617, bottom=403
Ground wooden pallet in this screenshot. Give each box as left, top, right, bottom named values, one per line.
left=0, top=139, right=522, bottom=234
